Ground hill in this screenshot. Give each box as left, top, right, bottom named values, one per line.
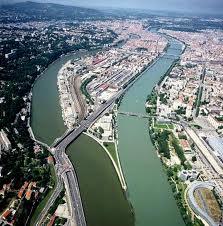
left=0, top=1, right=104, bottom=22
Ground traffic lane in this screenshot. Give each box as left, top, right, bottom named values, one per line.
left=66, top=171, right=86, bottom=226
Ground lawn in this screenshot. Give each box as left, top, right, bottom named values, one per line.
left=103, top=142, right=119, bottom=167
left=29, top=164, right=57, bottom=226
left=80, top=75, right=96, bottom=104
left=195, top=188, right=221, bottom=222
left=154, top=123, right=174, bottom=130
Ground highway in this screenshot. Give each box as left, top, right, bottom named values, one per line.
left=35, top=79, right=130, bottom=226
left=41, top=92, right=123, bottom=226
left=53, top=92, right=122, bottom=150
left=55, top=149, right=86, bottom=226
left=65, top=171, right=86, bottom=226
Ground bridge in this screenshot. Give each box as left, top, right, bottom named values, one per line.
left=118, top=111, right=153, bottom=119
left=52, top=94, right=119, bottom=150
left=161, top=54, right=180, bottom=60
left=167, top=47, right=182, bottom=51
left=46, top=90, right=129, bottom=226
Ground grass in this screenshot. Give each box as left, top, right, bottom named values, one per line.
left=80, top=75, right=96, bottom=104
left=195, top=188, right=221, bottom=222
left=154, top=123, right=174, bottom=130
left=29, top=164, right=57, bottom=226
left=103, top=142, right=119, bottom=167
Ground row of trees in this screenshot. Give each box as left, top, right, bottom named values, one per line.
left=156, top=130, right=171, bottom=159
left=171, top=135, right=187, bottom=164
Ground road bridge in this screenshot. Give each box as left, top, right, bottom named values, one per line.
left=47, top=93, right=123, bottom=226
left=118, top=111, right=153, bottom=119
left=54, top=149, right=87, bottom=226
left=53, top=94, right=119, bottom=150
left=167, top=47, right=182, bottom=51
left=161, top=54, right=180, bottom=60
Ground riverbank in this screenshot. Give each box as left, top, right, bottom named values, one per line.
left=57, top=60, right=78, bottom=129
left=28, top=52, right=80, bottom=147
left=30, top=48, right=101, bottom=145
left=145, top=47, right=205, bottom=226
left=30, top=46, right=136, bottom=226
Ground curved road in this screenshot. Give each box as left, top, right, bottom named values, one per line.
left=187, top=181, right=217, bottom=226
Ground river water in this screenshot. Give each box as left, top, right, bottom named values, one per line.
left=117, top=38, right=185, bottom=226
left=31, top=52, right=87, bottom=145
left=31, top=35, right=185, bottom=226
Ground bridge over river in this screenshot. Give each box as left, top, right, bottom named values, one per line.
left=118, top=111, right=154, bottom=119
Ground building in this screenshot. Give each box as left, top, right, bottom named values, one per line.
left=18, top=181, right=29, bottom=199
left=179, top=139, right=191, bottom=153
left=207, top=115, right=223, bottom=129
left=5, top=49, right=16, bottom=59
left=47, top=156, right=55, bottom=164
left=0, top=130, right=11, bottom=154
left=1, top=209, right=12, bottom=221
left=178, top=170, right=200, bottom=181
left=206, top=137, right=223, bottom=164
left=47, top=215, right=56, bottom=226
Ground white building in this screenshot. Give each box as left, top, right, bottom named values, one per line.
left=0, top=130, right=11, bottom=154
left=178, top=170, right=200, bottom=181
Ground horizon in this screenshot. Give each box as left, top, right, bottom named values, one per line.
left=0, top=0, right=223, bottom=16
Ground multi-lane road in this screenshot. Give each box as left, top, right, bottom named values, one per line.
left=53, top=92, right=122, bottom=150
left=55, top=148, right=86, bottom=226
left=36, top=91, right=124, bottom=226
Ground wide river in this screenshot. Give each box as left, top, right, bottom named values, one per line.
left=117, top=37, right=185, bottom=226
left=31, top=35, right=185, bottom=226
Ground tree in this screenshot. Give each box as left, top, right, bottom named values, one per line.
left=192, top=156, right=197, bottom=162
left=98, top=126, right=104, bottom=134
left=167, top=168, right=173, bottom=177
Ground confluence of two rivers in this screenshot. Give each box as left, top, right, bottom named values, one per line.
left=31, top=37, right=185, bottom=226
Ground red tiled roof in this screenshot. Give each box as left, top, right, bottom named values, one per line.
left=2, top=209, right=11, bottom=220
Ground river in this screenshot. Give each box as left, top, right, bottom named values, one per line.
left=31, top=51, right=88, bottom=145
left=31, top=35, right=185, bottom=226
left=117, top=37, right=185, bottom=226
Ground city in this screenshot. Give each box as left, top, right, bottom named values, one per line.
left=0, top=1, right=223, bottom=226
